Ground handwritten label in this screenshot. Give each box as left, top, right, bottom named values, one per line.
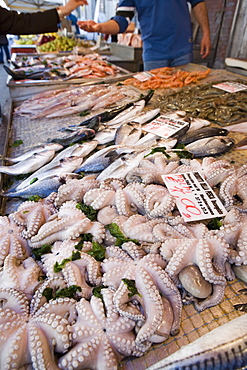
left=213, top=81, right=247, bottom=93
left=143, top=115, right=189, bottom=139
left=133, top=71, right=153, bottom=82
left=162, top=172, right=227, bottom=222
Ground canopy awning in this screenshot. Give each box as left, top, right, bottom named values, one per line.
left=3, top=0, right=64, bottom=13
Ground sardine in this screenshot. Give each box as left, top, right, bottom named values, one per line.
left=178, top=126, right=229, bottom=145
left=2, top=143, right=63, bottom=163
left=3, top=173, right=81, bottom=199
left=147, top=313, right=247, bottom=370
left=0, top=149, right=55, bottom=175
left=185, top=136, right=235, bottom=157
left=97, top=150, right=146, bottom=181
left=15, top=156, right=83, bottom=191
left=48, top=128, right=95, bottom=146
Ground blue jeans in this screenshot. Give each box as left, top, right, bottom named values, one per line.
left=144, top=51, right=193, bottom=71
left=0, top=44, right=11, bottom=63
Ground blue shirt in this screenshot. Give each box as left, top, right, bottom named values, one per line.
left=112, top=0, right=204, bottom=62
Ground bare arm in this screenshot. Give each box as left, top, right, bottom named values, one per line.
left=77, top=19, right=120, bottom=34
left=192, top=1, right=211, bottom=59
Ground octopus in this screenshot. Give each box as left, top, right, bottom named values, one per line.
left=42, top=243, right=102, bottom=299
left=58, top=287, right=150, bottom=370
left=0, top=214, right=30, bottom=266
left=12, top=193, right=57, bottom=239
left=143, top=184, right=176, bottom=218
left=0, top=255, right=42, bottom=298
left=175, top=157, right=233, bottom=187
left=160, top=235, right=230, bottom=311
left=54, top=175, right=99, bottom=208
left=125, top=152, right=179, bottom=185
left=102, top=242, right=182, bottom=344
left=0, top=284, right=77, bottom=369
left=30, top=200, right=105, bottom=248
left=215, top=207, right=247, bottom=266
left=219, top=163, right=247, bottom=210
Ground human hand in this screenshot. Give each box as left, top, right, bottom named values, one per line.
left=59, top=0, right=88, bottom=17
left=200, top=34, right=211, bottom=59
left=77, top=20, right=103, bottom=33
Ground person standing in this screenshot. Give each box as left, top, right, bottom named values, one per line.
left=0, top=34, right=10, bottom=63
left=78, top=0, right=211, bottom=71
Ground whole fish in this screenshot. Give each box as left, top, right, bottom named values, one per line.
left=75, top=145, right=124, bottom=173
left=0, top=149, right=55, bottom=175
left=225, top=121, right=247, bottom=133
left=178, top=126, right=229, bottom=145
left=115, top=122, right=142, bottom=145
left=235, top=137, right=247, bottom=150
left=147, top=313, right=247, bottom=370
left=185, top=136, right=235, bottom=157
left=3, top=173, right=81, bottom=199
left=105, top=99, right=146, bottom=126
left=48, top=128, right=95, bottom=146
left=1, top=143, right=63, bottom=163
left=15, top=156, right=83, bottom=191
left=97, top=150, right=146, bottom=181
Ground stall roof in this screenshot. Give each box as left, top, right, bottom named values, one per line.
left=3, top=0, right=63, bottom=12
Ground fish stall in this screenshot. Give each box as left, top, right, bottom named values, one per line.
left=0, top=62, right=247, bottom=370
left=6, top=52, right=134, bottom=103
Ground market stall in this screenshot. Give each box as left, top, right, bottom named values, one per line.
left=0, top=63, right=247, bottom=370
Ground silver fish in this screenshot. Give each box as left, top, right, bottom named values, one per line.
left=179, top=127, right=229, bottom=145
left=75, top=144, right=124, bottom=173
left=147, top=313, right=247, bottom=370
left=106, top=99, right=146, bottom=126
left=97, top=150, right=146, bottom=181
left=48, top=128, right=95, bottom=146
left=2, top=143, right=63, bottom=163
left=185, top=136, right=235, bottom=157
left=15, top=156, right=82, bottom=191
left=225, top=121, right=247, bottom=133
left=3, top=173, right=81, bottom=199
left=0, top=149, right=55, bottom=175
left=94, top=127, right=118, bottom=145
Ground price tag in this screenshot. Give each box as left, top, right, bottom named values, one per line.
left=143, top=115, right=189, bottom=139
left=162, top=172, right=227, bottom=222
left=213, top=81, right=247, bottom=93
left=133, top=71, right=153, bottom=82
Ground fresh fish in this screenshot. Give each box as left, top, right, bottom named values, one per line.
left=75, top=145, right=124, bottom=173
left=1, top=143, right=63, bottom=163
left=235, top=137, right=247, bottom=150
left=48, top=128, right=95, bottom=146
left=94, top=127, right=117, bottom=145
left=178, top=126, right=229, bottom=145
left=115, top=122, right=142, bottom=145
left=226, top=121, right=247, bottom=133
left=15, top=156, right=83, bottom=191
left=0, top=149, right=55, bottom=175
left=3, top=173, right=81, bottom=199
left=185, top=136, right=235, bottom=157
left=106, top=99, right=146, bottom=126
left=147, top=314, right=247, bottom=370
left=97, top=150, right=146, bottom=181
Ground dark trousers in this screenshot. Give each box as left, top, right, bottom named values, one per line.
left=0, top=44, right=11, bottom=62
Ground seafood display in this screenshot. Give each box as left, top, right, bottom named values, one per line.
left=156, top=82, right=247, bottom=126
left=123, top=66, right=211, bottom=89
left=7, top=53, right=125, bottom=81
left=1, top=66, right=247, bottom=370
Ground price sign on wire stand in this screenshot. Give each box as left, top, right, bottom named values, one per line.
left=143, top=115, right=189, bottom=139
left=162, top=172, right=227, bottom=222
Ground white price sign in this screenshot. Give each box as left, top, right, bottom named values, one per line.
left=213, top=81, right=247, bottom=93
left=133, top=71, right=153, bottom=82
left=162, top=172, right=227, bottom=222
left=143, top=115, right=189, bottom=139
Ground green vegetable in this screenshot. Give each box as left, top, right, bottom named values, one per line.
left=144, top=146, right=171, bottom=159
left=92, top=285, right=106, bottom=300
left=87, top=241, right=105, bottom=261
left=9, top=139, right=23, bottom=148
left=75, top=234, right=93, bottom=251
left=122, top=278, right=141, bottom=298
left=105, top=223, right=139, bottom=246
left=28, top=195, right=42, bottom=202
left=42, top=285, right=82, bottom=302
left=42, top=287, right=53, bottom=302
left=30, top=177, right=38, bottom=185
left=207, top=217, right=223, bottom=230
left=32, top=244, right=52, bottom=260
left=76, top=202, right=97, bottom=221
left=53, top=250, right=81, bottom=272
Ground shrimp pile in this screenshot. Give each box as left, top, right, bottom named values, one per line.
left=123, top=67, right=211, bottom=90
